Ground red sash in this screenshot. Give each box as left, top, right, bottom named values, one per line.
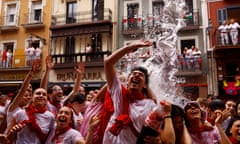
left=101, top=85, right=144, bottom=137
left=20, top=105, right=47, bottom=144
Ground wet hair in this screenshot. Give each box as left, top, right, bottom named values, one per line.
left=208, top=99, right=225, bottom=111
left=130, top=66, right=149, bottom=85
left=225, top=116, right=240, bottom=136
left=69, top=92, right=86, bottom=104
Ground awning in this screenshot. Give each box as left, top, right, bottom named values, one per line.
left=177, top=83, right=208, bottom=87
left=0, top=81, right=23, bottom=86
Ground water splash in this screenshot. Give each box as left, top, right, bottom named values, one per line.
left=121, top=0, right=189, bottom=106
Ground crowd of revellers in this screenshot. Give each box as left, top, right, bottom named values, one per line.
left=178, top=45, right=202, bottom=71
left=0, top=45, right=41, bottom=68
left=218, top=18, right=240, bottom=46
left=0, top=39, right=239, bottom=144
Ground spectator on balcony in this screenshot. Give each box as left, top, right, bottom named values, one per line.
left=229, top=18, right=240, bottom=45
left=1, top=48, right=7, bottom=68
left=25, top=46, right=35, bottom=66
left=218, top=20, right=229, bottom=45
left=85, top=43, right=92, bottom=62
left=6, top=49, right=13, bottom=68
left=34, top=47, right=42, bottom=62
left=185, top=46, right=195, bottom=70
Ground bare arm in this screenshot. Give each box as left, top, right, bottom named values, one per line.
left=104, top=39, right=152, bottom=89
left=180, top=124, right=192, bottom=144
left=92, top=84, right=107, bottom=102
left=64, top=63, right=84, bottom=106
left=161, top=101, right=175, bottom=144
left=8, top=60, right=40, bottom=112
left=215, top=110, right=232, bottom=144
left=40, top=55, right=54, bottom=90
left=146, top=87, right=157, bottom=103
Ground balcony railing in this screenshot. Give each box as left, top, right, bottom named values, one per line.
left=0, top=54, right=42, bottom=69
left=121, top=16, right=144, bottom=32
left=0, top=14, right=19, bottom=26
left=51, top=8, right=112, bottom=25
left=175, top=56, right=203, bottom=76
left=22, top=12, right=45, bottom=25
left=51, top=51, right=111, bottom=68
left=214, top=30, right=240, bottom=48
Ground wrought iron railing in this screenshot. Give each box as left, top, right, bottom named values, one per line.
left=51, top=8, right=112, bottom=25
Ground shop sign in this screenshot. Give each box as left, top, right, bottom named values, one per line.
left=0, top=73, right=27, bottom=80
left=56, top=71, right=104, bottom=81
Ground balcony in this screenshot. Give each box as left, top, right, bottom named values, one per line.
left=214, top=30, right=240, bottom=50
left=21, top=12, right=46, bottom=29
left=121, top=16, right=144, bottom=37
left=175, top=56, right=203, bottom=76
left=0, top=15, right=19, bottom=32
left=50, top=9, right=112, bottom=37
left=0, top=54, right=41, bottom=71
left=51, top=51, right=111, bottom=69
left=179, top=9, right=200, bottom=31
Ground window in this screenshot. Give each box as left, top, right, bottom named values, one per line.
left=180, top=39, right=195, bottom=54
left=127, top=3, right=139, bottom=29
left=31, top=1, right=42, bottom=23
left=92, top=0, right=104, bottom=21
left=217, top=6, right=240, bottom=26
left=66, top=1, right=77, bottom=24
left=6, top=4, right=16, bottom=25
left=152, top=1, right=164, bottom=26
left=65, top=37, right=75, bottom=62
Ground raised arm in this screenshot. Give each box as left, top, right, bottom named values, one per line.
left=8, top=60, right=40, bottom=112
left=104, top=39, right=152, bottom=89
left=160, top=101, right=175, bottom=144
left=40, top=55, right=54, bottom=90
left=64, top=62, right=84, bottom=105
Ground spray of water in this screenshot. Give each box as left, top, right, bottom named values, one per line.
left=121, top=0, right=189, bottom=106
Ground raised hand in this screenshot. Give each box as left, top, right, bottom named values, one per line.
left=45, top=55, right=54, bottom=70
left=31, top=60, right=41, bottom=72
left=128, top=39, right=153, bottom=52
left=75, top=62, right=85, bottom=75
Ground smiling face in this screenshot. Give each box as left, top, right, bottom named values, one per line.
left=32, top=88, right=48, bottom=108
left=230, top=120, right=240, bottom=142
left=185, top=103, right=202, bottom=121
left=56, top=106, right=73, bottom=129
left=127, top=70, right=147, bottom=93
left=52, top=85, right=64, bottom=103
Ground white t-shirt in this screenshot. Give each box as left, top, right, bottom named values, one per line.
left=46, top=125, right=84, bottom=144
left=102, top=76, right=156, bottom=144
left=14, top=108, right=55, bottom=144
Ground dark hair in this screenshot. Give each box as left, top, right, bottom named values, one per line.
left=171, top=104, right=185, bottom=118
left=69, top=92, right=86, bottom=104
left=130, top=66, right=149, bottom=85
left=235, top=100, right=240, bottom=116
left=225, top=116, right=240, bottom=136
left=208, top=99, right=225, bottom=111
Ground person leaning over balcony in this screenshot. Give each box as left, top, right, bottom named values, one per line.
left=218, top=20, right=229, bottom=45
left=34, top=47, right=42, bottom=63
left=85, top=43, right=92, bottom=62
left=192, top=47, right=201, bottom=70
left=229, top=18, right=240, bottom=45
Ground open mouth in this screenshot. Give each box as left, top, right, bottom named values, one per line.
left=58, top=117, right=67, bottom=123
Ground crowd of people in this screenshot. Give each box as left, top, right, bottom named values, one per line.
left=0, top=45, right=41, bottom=68
left=0, top=39, right=239, bottom=144
left=178, top=45, right=202, bottom=71
left=218, top=18, right=240, bottom=46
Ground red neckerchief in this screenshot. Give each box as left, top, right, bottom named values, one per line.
left=20, top=105, right=47, bottom=144
left=109, top=86, right=144, bottom=136
left=229, top=136, right=239, bottom=144
left=49, top=101, right=61, bottom=110
left=0, top=102, right=5, bottom=106
left=206, top=116, right=215, bottom=125
left=51, top=126, right=71, bottom=142
left=188, top=125, right=206, bottom=133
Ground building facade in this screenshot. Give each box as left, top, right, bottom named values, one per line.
left=49, top=0, right=117, bottom=91
left=207, top=0, right=240, bottom=100
left=0, top=0, right=51, bottom=92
